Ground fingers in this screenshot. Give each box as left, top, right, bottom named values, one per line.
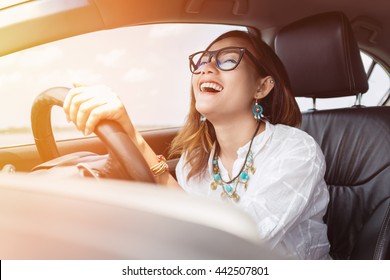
left=72, top=82, right=86, bottom=88
left=64, top=82, right=93, bottom=119
left=63, top=86, right=82, bottom=122
left=84, top=102, right=124, bottom=135
left=69, top=91, right=99, bottom=125
left=63, top=84, right=125, bottom=135
left=76, top=96, right=107, bottom=132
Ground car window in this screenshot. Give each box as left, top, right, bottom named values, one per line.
left=0, top=24, right=246, bottom=148
left=296, top=51, right=390, bottom=111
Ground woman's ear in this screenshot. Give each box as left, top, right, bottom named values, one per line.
left=254, top=76, right=275, bottom=99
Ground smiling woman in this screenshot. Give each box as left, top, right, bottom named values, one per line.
left=60, top=26, right=331, bottom=259
left=0, top=23, right=246, bottom=147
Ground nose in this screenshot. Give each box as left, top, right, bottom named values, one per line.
left=200, top=55, right=218, bottom=74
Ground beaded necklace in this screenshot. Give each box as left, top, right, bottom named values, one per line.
left=210, top=122, right=261, bottom=202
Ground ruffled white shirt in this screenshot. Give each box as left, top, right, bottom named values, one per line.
left=176, top=121, right=330, bottom=259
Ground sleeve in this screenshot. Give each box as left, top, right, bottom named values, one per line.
left=175, top=152, right=188, bottom=190
left=241, top=134, right=329, bottom=249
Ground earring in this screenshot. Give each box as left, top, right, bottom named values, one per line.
left=200, top=115, right=206, bottom=122
left=252, top=99, right=263, bottom=121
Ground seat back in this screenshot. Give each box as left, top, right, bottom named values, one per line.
left=275, top=12, right=390, bottom=259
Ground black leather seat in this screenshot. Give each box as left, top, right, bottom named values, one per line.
left=275, top=12, right=390, bottom=259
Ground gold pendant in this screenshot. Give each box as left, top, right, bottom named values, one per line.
left=210, top=181, right=218, bottom=190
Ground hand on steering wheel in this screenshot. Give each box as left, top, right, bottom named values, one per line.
left=31, top=87, right=156, bottom=183
left=63, top=84, right=133, bottom=137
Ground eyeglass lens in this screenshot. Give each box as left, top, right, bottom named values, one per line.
left=191, top=48, right=243, bottom=73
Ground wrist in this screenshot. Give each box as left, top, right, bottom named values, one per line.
left=150, top=155, right=169, bottom=177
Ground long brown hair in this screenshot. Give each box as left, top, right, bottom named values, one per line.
left=169, top=30, right=301, bottom=180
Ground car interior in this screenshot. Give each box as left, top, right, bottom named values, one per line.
left=0, top=0, right=389, bottom=259
left=275, top=11, right=390, bottom=260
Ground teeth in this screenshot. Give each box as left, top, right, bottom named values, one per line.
left=200, top=82, right=223, bottom=92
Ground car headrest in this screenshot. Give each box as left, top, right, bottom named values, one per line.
left=275, top=12, right=368, bottom=98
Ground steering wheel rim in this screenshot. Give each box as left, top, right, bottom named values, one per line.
left=31, top=87, right=156, bottom=183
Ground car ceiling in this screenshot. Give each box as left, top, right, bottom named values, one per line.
left=1, top=0, right=389, bottom=71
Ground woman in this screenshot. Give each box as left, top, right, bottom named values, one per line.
left=64, top=31, right=330, bottom=259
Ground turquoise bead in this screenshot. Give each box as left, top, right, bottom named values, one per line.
left=240, top=171, right=249, bottom=180
left=214, top=174, right=221, bottom=181
left=225, top=185, right=233, bottom=193
left=213, top=159, right=217, bottom=165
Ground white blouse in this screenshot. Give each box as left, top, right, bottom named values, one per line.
left=176, top=121, right=330, bottom=259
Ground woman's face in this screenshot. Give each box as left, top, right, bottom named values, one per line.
left=191, top=37, right=261, bottom=124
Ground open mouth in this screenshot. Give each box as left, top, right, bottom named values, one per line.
left=200, top=82, right=223, bottom=93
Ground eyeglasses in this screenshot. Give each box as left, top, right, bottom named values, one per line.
left=189, top=47, right=264, bottom=74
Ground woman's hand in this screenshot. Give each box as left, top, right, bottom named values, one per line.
left=63, top=84, right=134, bottom=136
left=63, top=84, right=180, bottom=188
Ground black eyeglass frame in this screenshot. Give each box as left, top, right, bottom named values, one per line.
left=188, top=46, right=266, bottom=75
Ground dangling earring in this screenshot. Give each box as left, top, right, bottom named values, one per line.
left=252, top=99, right=263, bottom=121
left=200, top=114, right=206, bottom=122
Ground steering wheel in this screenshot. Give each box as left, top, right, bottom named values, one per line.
left=31, top=87, right=156, bottom=183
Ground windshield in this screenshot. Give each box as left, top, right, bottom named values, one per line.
left=0, top=24, right=247, bottom=147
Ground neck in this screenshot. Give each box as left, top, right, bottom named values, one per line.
left=209, top=118, right=262, bottom=202
left=213, top=118, right=263, bottom=162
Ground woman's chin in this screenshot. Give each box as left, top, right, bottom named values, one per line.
left=195, top=103, right=211, bottom=116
